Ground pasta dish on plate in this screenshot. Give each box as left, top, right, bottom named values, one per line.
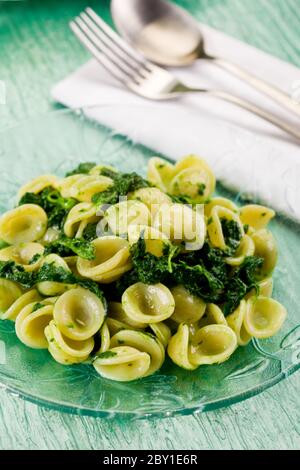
left=0, top=155, right=287, bottom=382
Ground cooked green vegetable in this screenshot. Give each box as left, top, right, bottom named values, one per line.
left=221, top=218, right=242, bottom=253
left=65, top=162, right=96, bottom=176
left=113, top=237, right=262, bottom=315
left=44, top=235, right=95, bottom=260
left=0, top=260, right=35, bottom=288
left=0, top=260, right=105, bottom=303
left=0, top=240, right=9, bottom=250
left=98, top=167, right=119, bottom=179
left=29, top=253, right=42, bottom=265
left=92, top=172, right=150, bottom=206
left=197, top=183, right=206, bottom=196
left=82, top=222, right=98, bottom=242
left=32, top=302, right=45, bottom=313
left=18, top=187, right=77, bottom=229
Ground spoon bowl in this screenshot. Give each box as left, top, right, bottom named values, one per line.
left=111, top=0, right=207, bottom=65
left=111, top=0, right=300, bottom=118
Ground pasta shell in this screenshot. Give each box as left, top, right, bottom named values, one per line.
left=122, top=282, right=175, bottom=324
left=0, top=204, right=47, bottom=244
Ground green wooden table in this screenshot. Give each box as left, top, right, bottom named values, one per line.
left=0, top=0, right=299, bottom=450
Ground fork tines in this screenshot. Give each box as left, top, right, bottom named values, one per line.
left=70, top=7, right=152, bottom=85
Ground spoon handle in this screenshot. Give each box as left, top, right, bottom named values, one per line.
left=208, top=56, right=300, bottom=118
left=179, top=84, right=300, bottom=140
left=206, top=89, right=300, bottom=140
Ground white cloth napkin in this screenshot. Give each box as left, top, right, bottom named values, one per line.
left=52, top=24, right=300, bottom=222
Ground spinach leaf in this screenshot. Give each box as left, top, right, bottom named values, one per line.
left=82, top=222, right=99, bottom=242
left=44, top=235, right=95, bottom=260
left=0, top=260, right=105, bottom=304
left=221, top=218, right=242, bottom=253
left=65, top=162, right=96, bottom=176
left=92, top=172, right=150, bottom=206
left=223, top=256, right=263, bottom=315
left=113, top=237, right=263, bottom=315
left=0, top=261, right=35, bottom=288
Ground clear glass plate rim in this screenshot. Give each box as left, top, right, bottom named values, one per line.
left=0, top=105, right=299, bottom=419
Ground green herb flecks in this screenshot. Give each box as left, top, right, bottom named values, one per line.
left=197, top=183, right=206, bottom=196
left=96, top=351, right=117, bottom=360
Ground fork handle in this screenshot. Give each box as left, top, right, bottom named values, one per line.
left=207, top=55, right=300, bottom=118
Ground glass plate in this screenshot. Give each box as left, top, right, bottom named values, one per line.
left=0, top=106, right=299, bottom=419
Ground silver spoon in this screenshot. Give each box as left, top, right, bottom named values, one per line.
left=111, top=0, right=300, bottom=119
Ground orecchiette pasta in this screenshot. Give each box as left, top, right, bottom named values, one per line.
left=244, top=296, right=287, bottom=339
left=41, top=227, right=60, bottom=244
left=189, top=324, right=237, bottom=365
left=226, top=300, right=251, bottom=346
left=251, top=229, right=278, bottom=277
left=108, top=301, right=145, bottom=329
left=147, top=157, right=175, bottom=192
left=77, top=236, right=132, bottom=283
left=106, top=317, right=131, bottom=336
left=245, top=277, right=274, bottom=299
left=0, top=242, right=44, bottom=271
left=15, top=301, right=54, bottom=349
left=99, top=329, right=165, bottom=379
left=110, top=330, right=165, bottom=373
left=0, top=204, right=47, bottom=245
left=103, top=200, right=151, bottom=235
left=239, top=204, right=275, bottom=230
left=1, top=289, right=41, bottom=321
left=53, top=287, right=106, bottom=341
left=59, top=174, right=84, bottom=198
left=167, top=323, right=197, bottom=370
left=64, top=202, right=98, bottom=238
left=198, top=303, right=227, bottom=328
left=170, top=285, right=206, bottom=324
left=45, top=319, right=94, bottom=364
left=60, top=174, right=113, bottom=202
left=18, top=174, right=59, bottom=199
left=149, top=322, right=171, bottom=348
left=37, top=254, right=74, bottom=296
left=0, top=155, right=287, bottom=383
left=122, top=282, right=175, bottom=324
left=93, top=346, right=151, bottom=382
left=225, top=235, right=255, bottom=266
left=95, top=321, right=111, bottom=354
left=127, top=225, right=168, bottom=257
left=169, top=155, right=216, bottom=203
left=204, top=197, right=238, bottom=217
left=153, top=203, right=206, bottom=250
left=207, top=206, right=244, bottom=250
left=0, top=280, right=23, bottom=316
left=128, top=187, right=172, bottom=219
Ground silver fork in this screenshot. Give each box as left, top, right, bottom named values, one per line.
left=70, top=7, right=300, bottom=141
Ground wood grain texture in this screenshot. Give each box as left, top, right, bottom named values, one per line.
left=0, top=0, right=299, bottom=450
